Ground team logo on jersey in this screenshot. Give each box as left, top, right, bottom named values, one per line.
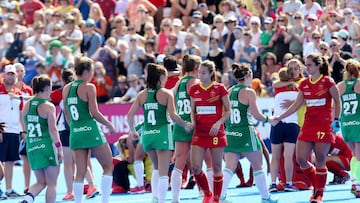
left=73, top=126, right=92, bottom=133
left=210, top=90, right=216, bottom=98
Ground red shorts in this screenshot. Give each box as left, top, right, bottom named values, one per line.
left=338, top=155, right=350, bottom=170
left=298, top=121, right=335, bottom=143
left=191, top=135, right=227, bottom=148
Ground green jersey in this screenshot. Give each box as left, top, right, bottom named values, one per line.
left=65, top=80, right=106, bottom=149
left=142, top=87, right=169, bottom=127
left=25, top=97, right=58, bottom=170
left=340, top=78, right=360, bottom=142
left=225, top=85, right=252, bottom=128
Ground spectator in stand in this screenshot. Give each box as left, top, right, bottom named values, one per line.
left=112, top=75, right=128, bottom=98
left=24, top=22, right=49, bottom=57
left=47, top=12, right=64, bottom=38
left=261, top=52, right=280, bottom=89
left=171, top=0, right=198, bottom=29
left=54, top=0, right=73, bottom=15
left=318, top=41, right=330, bottom=59
left=328, top=39, right=353, bottom=83
left=90, top=61, right=113, bottom=103
left=0, top=65, right=23, bottom=198
left=134, top=6, right=154, bottom=36
left=336, top=29, right=353, bottom=53
left=124, top=24, right=145, bottom=46
left=354, top=43, right=360, bottom=61
left=20, top=0, right=45, bottom=26
left=188, top=11, right=211, bottom=60
left=340, top=0, right=360, bottom=21
left=163, top=55, right=180, bottom=89
left=299, top=0, right=322, bottom=27
left=88, top=3, right=107, bottom=40
left=157, top=18, right=173, bottom=54
left=81, top=18, right=102, bottom=57
left=74, top=0, right=91, bottom=20
left=116, top=40, right=128, bottom=76
left=342, top=8, right=360, bottom=48
left=163, top=33, right=182, bottom=63
left=283, top=0, right=302, bottom=26
left=234, top=0, right=251, bottom=28
left=114, top=0, right=129, bottom=18
left=124, top=36, right=146, bottom=78
left=235, top=31, right=257, bottom=72
left=59, top=15, right=83, bottom=55
left=93, top=0, right=116, bottom=22
left=219, top=0, right=236, bottom=22
left=183, top=33, right=201, bottom=57
left=320, top=0, right=341, bottom=23
left=211, top=15, right=228, bottom=49
left=303, top=31, right=322, bottom=58
left=142, top=39, right=157, bottom=68
left=91, top=37, right=118, bottom=84
left=144, top=23, right=158, bottom=45
left=322, top=10, right=341, bottom=44
left=249, top=16, right=262, bottom=48
left=21, top=46, right=45, bottom=85
left=198, top=3, right=216, bottom=27
left=289, top=12, right=305, bottom=56
left=260, top=0, right=276, bottom=21
left=270, top=14, right=292, bottom=64
left=303, top=14, right=322, bottom=45
left=110, top=15, right=126, bottom=42
left=113, top=74, right=141, bottom=104
left=126, top=0, right=157, bottom=25
left=223, top=15, right=237, bottom=66
left=172, top=18, right=187, bottom=50
left=2, top=13, right=22, bottom=39
left=46, top=40, right=64, bottom=88
left=208, top=38, right=229, bottom=74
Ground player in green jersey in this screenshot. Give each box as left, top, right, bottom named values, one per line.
left=63, top=56, right=115, bottom=203
left=127, top=63, right=192, bottom=203
left=20, top=75, right=63, bottom=203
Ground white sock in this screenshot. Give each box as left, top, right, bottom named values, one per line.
left=221, top=168, right=233, bottom=198
left=254, top=170, right=269, bottom=199
left=134, top=160, right=145, bottom=187
left=171, top=168, right=182, bottom=202
left=74, top=181, right=84, bottom=203
left=206, top=168, right=214, bottom=192
left=101, top=175, right=113, bottom=203
left=23, top=194, right=34, bottom=203
left=151, top=169, right=159, bottom=199
left=158, top=176, right=169, bottom=203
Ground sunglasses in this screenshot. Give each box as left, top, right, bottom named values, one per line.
left=329, top=15, right=337, bottom=18
left=294, top=16, right=301, bottom=19
left=266, top=58, right=274, bottom=60
left=329, top=44, right=337, bottom=47
left=308, top=18, right=316, bottom=21
left=313, top=36, right=321, bottom=39
left=277, top=19, right=285, bottom=22
left=320, top=47, right=328, bottom=51
left=344, top=12, right=352, bottom=16
left=289, top=66, right=299, bottom=70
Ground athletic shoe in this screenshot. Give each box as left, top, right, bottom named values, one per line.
left=0, top=189, right=3, bottom=196
left=85, top=187, right=99, bottom=199
left=269, top=183, right=278, bottom=193
left=151, top=197, right=158, bottom=203
left=236, top=183, right=252, bottom=188
left=284, top=183, right=298, bottom=192
left=145, top=182, right=151, bottom=192
left=62, top=193, right=74, bottom=201
left=329, top=175, right=340, bottom=185
left=0, top=195, right=7, bottom=200
left=5, top=190, right=22, bottom=198
left=129, top=186, right=146, bottom=194
left=337, top=174, right=350, bottom=184
left=184, top=176, right=196, bottom=189
left=310, top=195, right=323, bottom=203
left=261, top=195, right=279, bottom=203
left=202, top=193, right=213, bottom=203
left=351, top=184, right=357, bottom=194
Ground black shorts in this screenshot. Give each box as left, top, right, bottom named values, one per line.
left=270, top=121, right=299, bottom=144
left=0, top=133, right=20, bottom=162
left=59, top=130, right=70, bottom=147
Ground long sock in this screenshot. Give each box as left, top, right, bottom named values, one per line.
left=235, top=162, right=245, bottom=184
left=302, top=166, right=317, bottom=189
left=221, top=168, right=233, bottom=198
left=171, top=168, right=182, bottom=202
left=254, top=170, right=269, bottom=199
left=355, top=159, right=360, bottom=184
left=151, top=170, right=159, bottom=199
left=101, top=175, right=113, bottom=203
left=74, top=181, right=84, bottom=203
left=213, top=174, right=223, bottom=201
left=194, top=171, right=211, bottom=196
left=134, top=161, right=145, bottom=187
left=315, top=168, right=327, bottom=197
left=326, top=160, right=348, bottom=177
left=350, top=157, right=357, bottom=179
left=144, top=157, right=153, bottom=182
left=206, top=168, right=214, bottom=192
left=246, top=167, right=254, bottom=186
left=158, top=176, right=169, bottom=203
left=23, top=193, right=34, bottom=203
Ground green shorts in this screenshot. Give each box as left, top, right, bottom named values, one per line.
left=142, top=124, right=174, bottom=152
left=172, top=123, right=193, bottom=142
left=27, top=142, right=59, bottom=170
left=225, top=126, right=261, bottom=153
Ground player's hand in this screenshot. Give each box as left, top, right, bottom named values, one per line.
left=57, top=147, right=64, bottom=163
left=270, top=116, right=280, bottom=126
left=184, top=122, right=194, bottom=133
left=331, top=119, right=340, bottom=133
left=130, top=131, right=140, bottom=142
left=209, top=122, right=221, bottom=136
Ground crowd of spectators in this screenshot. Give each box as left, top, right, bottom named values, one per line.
left=1, top=0, right=360, bottom=102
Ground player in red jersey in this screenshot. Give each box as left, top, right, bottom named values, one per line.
left=273, top=53, right=341, bottom=203
left=189, top=60, right=231, bottom=203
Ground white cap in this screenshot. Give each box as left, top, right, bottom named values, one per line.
left=156, top=54, right=166, bottom=64
left=172, top=18, right=183, bottom=27
left=4, top=64, right=16, bottom=74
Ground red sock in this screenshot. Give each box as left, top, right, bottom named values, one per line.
left=182, top=165, right=188, bottom=182
left=315, top=168, right=327, bottom=196
left=246, top=167, right=253, bottom=186
left=302, top=166, right=317, bottom=189
left=194, top=171, right=211, bottom=196
left=235, top=162, right=245, bottom=184
left=326, top=160, right=348, bottom=177
left=213, top=175, right=223, bottom=201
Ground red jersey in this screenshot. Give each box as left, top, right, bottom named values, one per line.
left=50, top=88, right=63, bottom=106
left=19, top=82, right=33, bottom=96
left=189, top=82, right=228, bottom=137
left=165, top=75, right=179, bottom=89
left=298, top=75, right=336, bottom=142
left=20, top=0, right=45, bottom=26
left=329, top=133, right=353, bottom=161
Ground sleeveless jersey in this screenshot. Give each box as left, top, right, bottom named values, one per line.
left=225, top=85, right=261, bottom=152
left=141, top=87, right=173, bottom=152
left=25, top=97, right=58, bottom=170
left=65, top=80, right=106, bottom=149
left=173, top=76, right=194, bottom=142
left=340, top=78, right=360, bottom=142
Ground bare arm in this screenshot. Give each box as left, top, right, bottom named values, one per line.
left=127, top=93, right=142, bottom=134
left=278, top=90, right=304, bottom=120
left=247, top=89, right=268, bottom=121
left=166, top=90, right=188, bottom=128
left=46, top=103, right=63, bottom=162
left=329, top=85, right=341, bottom=119
left=209, top=94, right=231, bottom=136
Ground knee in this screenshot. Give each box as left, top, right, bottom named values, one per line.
left=192, top=165, right=202, bottom=175
left=103, top=164, right=114, bottom=174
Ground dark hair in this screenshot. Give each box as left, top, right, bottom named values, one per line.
left=163, top=55, right=178, bottom=71
left=181, top=54, right=201, bottom=76
left=74, top=56, right=93, bottom=76
left=233, top=63, right=251, bottom=81
left=35, top=62, right=45, bottom=69
left=306, top=53, right=330, bottom=76
left=32, top=75, right=51, bottom=94
left=146, top=63, right=167, bottom=89
left=200, top=60, right=216, bottom=81
left=62, top=69, right=75, bottom=84
left=263, top=52, right=277, bottom=65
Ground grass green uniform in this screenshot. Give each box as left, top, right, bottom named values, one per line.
left=340, top=78, right=360, bottom=142
left=66, top=80, right=107, bottom=150
left=142, top=87, right=173, bottom=152
left=25, top=98, right=59, bottom=170
left=173, top=76, right=194, bottom=142
left=225, top=85, right=261, bottom=153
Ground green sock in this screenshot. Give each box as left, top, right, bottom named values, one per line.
left=350, top=157, right=357, bottom=179
left=356, top=159, right=360, bottom=184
